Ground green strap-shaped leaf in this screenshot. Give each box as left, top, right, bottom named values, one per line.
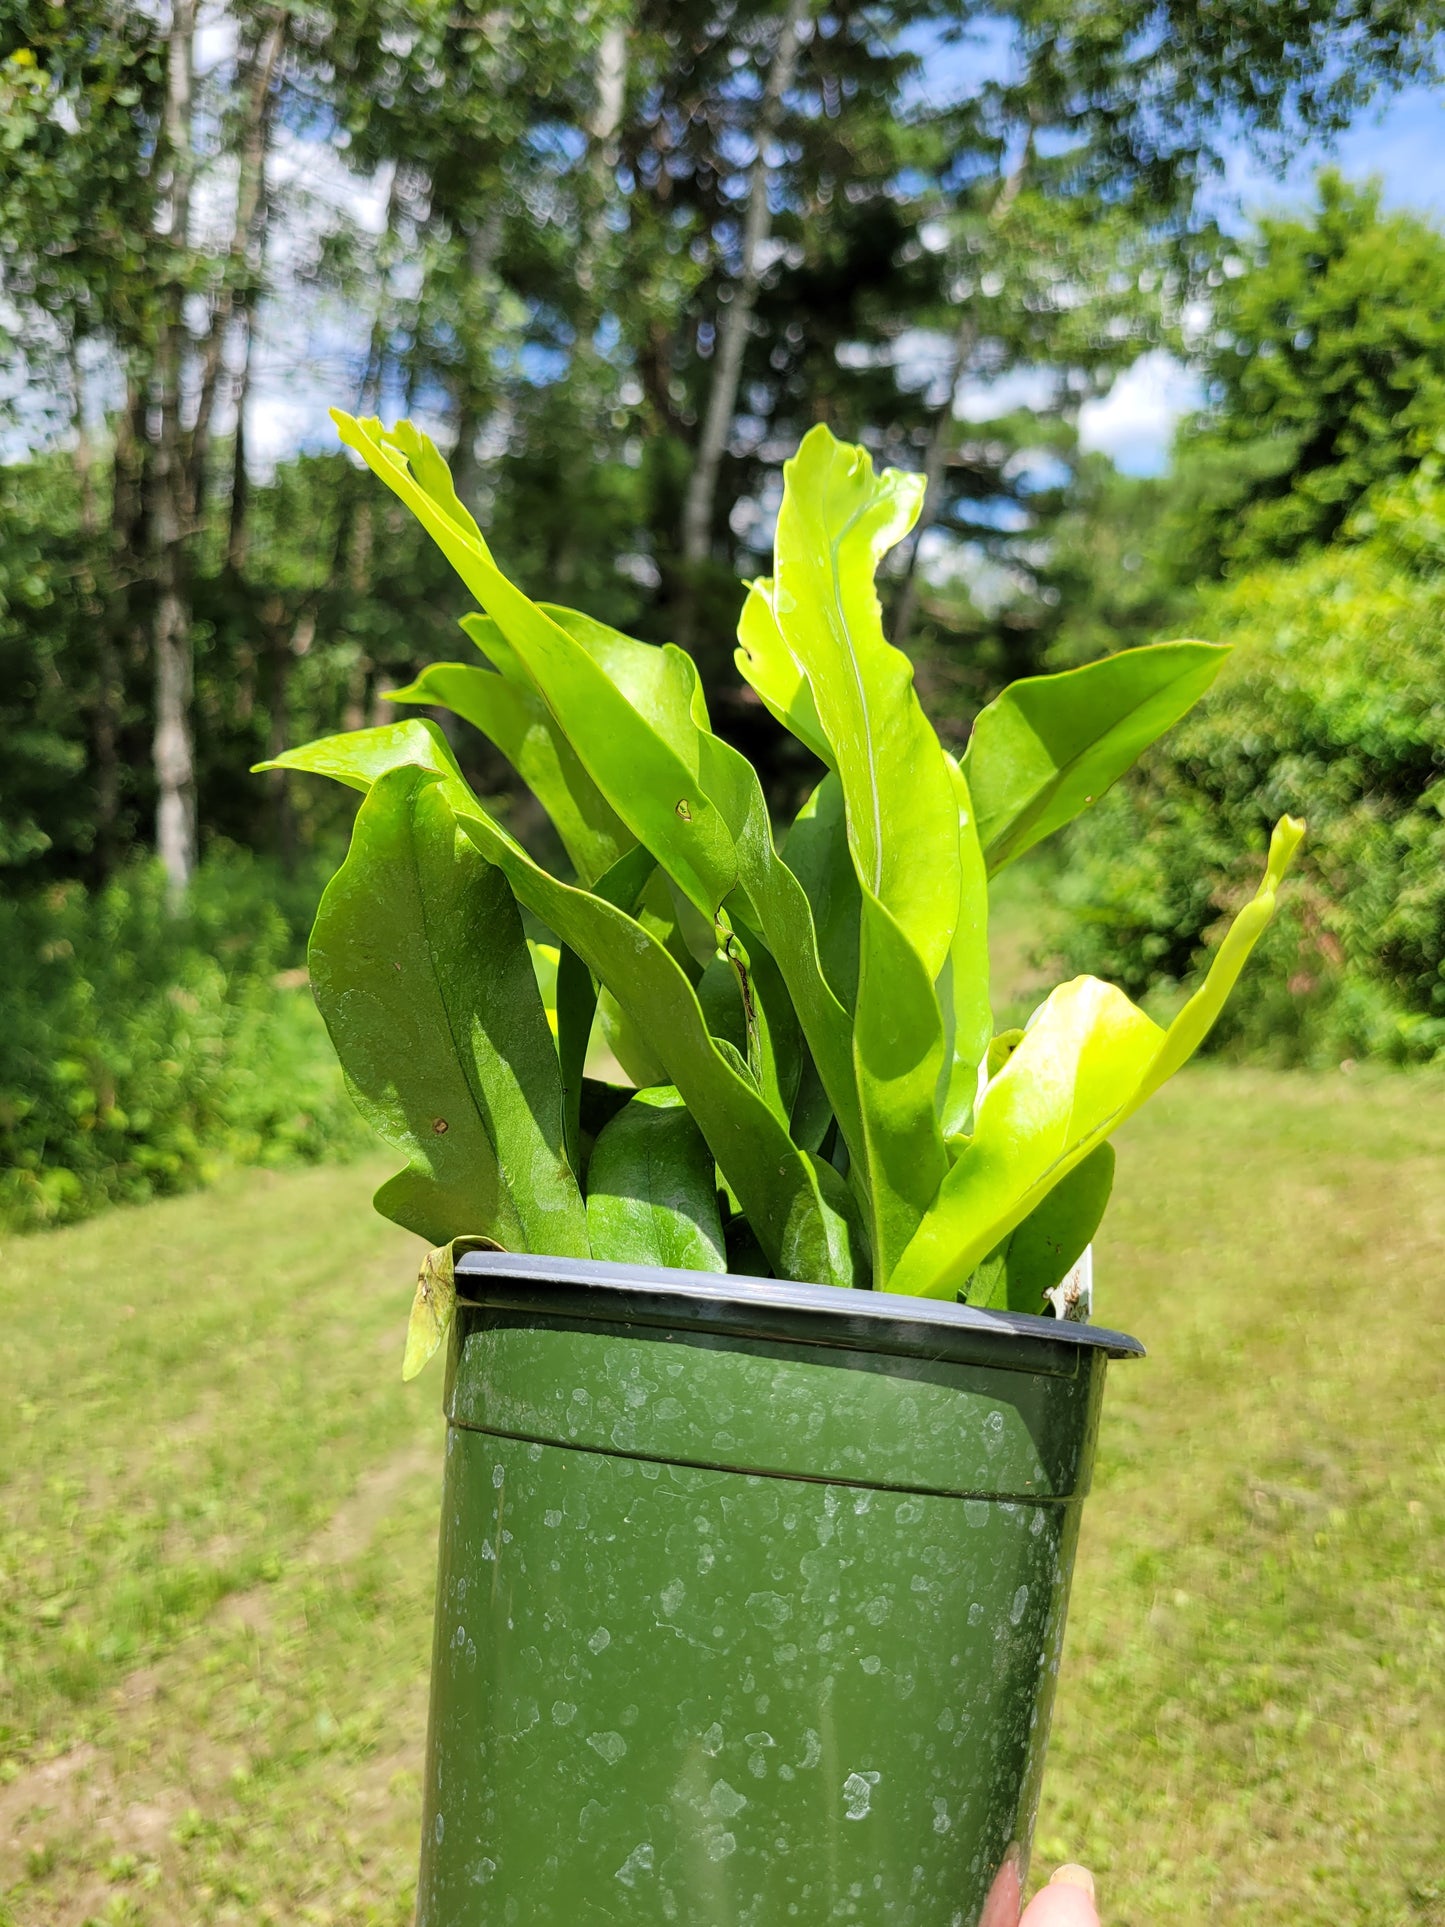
left=768, top=424, right=961, bottom=980
left=450, top=798, right=853, bottom=1289
left=963, top=640, right=1232, bottom=874
left=586, top=1088, right=728, bottom=1273
left=966, top=1144, right=1115, bottom=1315
left=388, top=660, right=632, bottom=885
left=760, top=427, right=960, bottom=1277
left=735, top=580, right=832, bottom=766
left=890, top=817, right=1304, bottom=1298
left=1129, top=816, right=1305, bottom=1106
left=809, top=1152, right=871, bottom=1291
left=782, top=773, right=861, bottom=1011
left=693, top=734, right=857, bottom=1149
left=852, top=896, right=948, bottom=1278
left=527, top=940, right=560, bottom=1032
left=936, top=756, right=992, bottom=1139
left=331, top=411, right=738, bottom=920
left=255, top=716, right=466, bottom=795
left=465, top=607, right=709, bottom=758
left=889, top=973, right=1157, bottom=1301
left=309, top=765, right=590, bottom=1256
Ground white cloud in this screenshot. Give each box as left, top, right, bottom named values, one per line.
left=1078, top=351, right=1202, bottom=476
left=954, top=365, right=1057, bottom=422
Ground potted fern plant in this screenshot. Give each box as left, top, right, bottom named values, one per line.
left=265, top=413, right=1301, bottom=1926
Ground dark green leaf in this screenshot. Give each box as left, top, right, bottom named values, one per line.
left=309, top=764, right=588, bottom=1255
left=967, top=1144, right=1115, bottom=1314
left=451, top=796, right=853, bottom=1287
left=585, top=1087, right=727, bottom=1273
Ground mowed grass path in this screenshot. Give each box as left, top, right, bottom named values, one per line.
left=2, top=1069, right=1442, bottom=1926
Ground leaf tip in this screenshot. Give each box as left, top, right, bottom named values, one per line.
left=1268, top=814, right=1306, bottom=884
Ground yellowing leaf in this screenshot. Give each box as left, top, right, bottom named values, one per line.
left=403, top=1236, right=502, bottom=1381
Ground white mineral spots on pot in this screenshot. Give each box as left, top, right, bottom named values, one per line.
left=614, top=1842, right=654, bottom=1886
left=710, top=1778, right=748, bottom=1818
left=842, top=1769, right=881, bottom=1819
left=747, top=1590, right=791, bottom=1631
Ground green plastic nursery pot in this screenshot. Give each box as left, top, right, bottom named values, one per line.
left=417, top=1252, right=1142, bottom=1927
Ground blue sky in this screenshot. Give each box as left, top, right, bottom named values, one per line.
left=195, top=32, right=1445, bottom=487
left=900, top=22, right=1445, bottom=472
left=1080, top=81, right=1445, bottom=473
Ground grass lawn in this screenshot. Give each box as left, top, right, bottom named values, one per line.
left=2, top=1067, right=1442, bottom=1926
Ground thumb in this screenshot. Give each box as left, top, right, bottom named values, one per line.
left=1019, top=1866, right=1100, bottom=1927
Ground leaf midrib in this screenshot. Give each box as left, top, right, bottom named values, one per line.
left=821, top=471, right=884, bottom=896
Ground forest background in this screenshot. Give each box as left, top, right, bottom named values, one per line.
left=6, top=0, right=1445, bottom=1230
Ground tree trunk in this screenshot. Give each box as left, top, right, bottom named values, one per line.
left=193, top=8, right=285, bottom=518
left=264, top=608, right=310, bottom=870
left=888, top=312, right=976, bottom=649
left=452, top=200, right=505, bottom=514
left=576, top=15, right=629, bottom=316
left=73, top=354, right=123, bottom=881
left=111, top=374, right=149, bottom=562
left=891, top=139, right=1034, bottom=648
left=680, top=0, right=808, bottom=577
left=226, top=14, right=284, bottom=571
left=152, top=0, right=198, bottom=908
left=227, top=316, right=254, bottom=573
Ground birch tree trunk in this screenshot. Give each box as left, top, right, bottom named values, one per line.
left=151, top=0, right=198, bottom=907
left=680, top=0, right=808, bottom=574
left=226, top=15, right=285, bottom=570
left=72, top=353, right=121, bottom=881
left=576, top=14, right=629, bottom=316
left=452, top=200, right=505, bottom=514
left=192, top=8, right=285, bottom=516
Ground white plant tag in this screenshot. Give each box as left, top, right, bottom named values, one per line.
left=1045, top=1244, right=1093, bottom=1323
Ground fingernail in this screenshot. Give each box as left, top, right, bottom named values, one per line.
left=1049, top=1865, right=1095, bottom=1899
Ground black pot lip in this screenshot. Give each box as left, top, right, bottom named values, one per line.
left=454, top=1249, right=1145, bottom=1363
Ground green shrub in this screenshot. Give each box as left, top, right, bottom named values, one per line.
left=0, top=851, right=368, bottom=1231
left=1057, top=540, right=1445, bottom=1064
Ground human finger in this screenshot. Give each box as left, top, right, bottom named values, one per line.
left=1018, top=1864, right=1100, bottom=1926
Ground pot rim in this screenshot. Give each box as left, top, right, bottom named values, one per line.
left=454, top=1249, right=1144, bottom=1364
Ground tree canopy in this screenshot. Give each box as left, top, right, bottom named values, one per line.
left=0, top=0, right=1440, bottom=892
